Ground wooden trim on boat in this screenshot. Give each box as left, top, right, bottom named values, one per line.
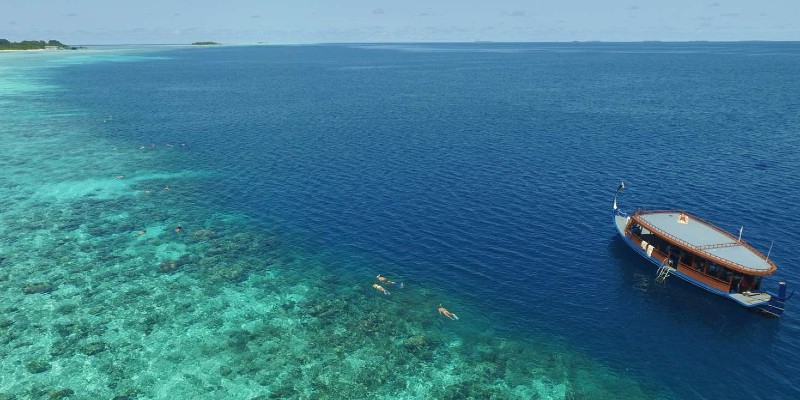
left=677, top=265, right=732, bottom=292
left=630, top=210, right=777, bottom=276
left=625, top=228, right=734, bottom=292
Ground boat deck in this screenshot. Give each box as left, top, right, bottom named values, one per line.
left=635, top=211, right=774, bottom=274
left=730, top=292, right=771, bottom=306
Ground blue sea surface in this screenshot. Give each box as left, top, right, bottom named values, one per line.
left=2, top=42, right=800, bottom=399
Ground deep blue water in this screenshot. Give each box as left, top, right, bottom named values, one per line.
left=52, top=42, right=800, bottom=398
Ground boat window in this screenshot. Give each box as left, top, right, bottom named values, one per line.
left=737, top=274, right=763, bottom=293
left=731, top=273, right=744, bottom=293
left=721, top=268, right=732, bottom=282
left=680, top=252, right=694, bottom=266
left=693, top=257, right=706, bottom=271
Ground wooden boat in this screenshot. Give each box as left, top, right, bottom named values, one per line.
left=613, top=182, right=792, bottom=316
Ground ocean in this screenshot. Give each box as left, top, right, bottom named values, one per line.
left=1, top=42, right=799, bottom=399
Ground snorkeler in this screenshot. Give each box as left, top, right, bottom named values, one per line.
left=174, top=226, right=182, bottom=234
left=372, top=283, right=390, bottom=295
left=376, top=274, right=404, bottom=288
left=438, top=304, right=458, bottom=320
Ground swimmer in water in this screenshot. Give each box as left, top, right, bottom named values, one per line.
left=137, top=230, right=147, bottom=236
left=174, top=226, right=182, bottom=234
left=376, top=274, right=404, bottom=288
left=438, top=304, right=458, bottom=320
left=372, top=283, right=390, bottom=295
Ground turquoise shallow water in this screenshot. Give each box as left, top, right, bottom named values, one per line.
left=2, top=43, right=800, bottom=399
left=1, top=48, right=656, bottom=399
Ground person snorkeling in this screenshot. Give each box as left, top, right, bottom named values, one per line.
left=372, top=283, right=390, bottom=295
left=438, top=304, right=458, bottom=320
left=376, top=274, right=404, bottom=288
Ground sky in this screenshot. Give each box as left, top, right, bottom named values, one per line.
left=2, top=0, right=798, bottom=44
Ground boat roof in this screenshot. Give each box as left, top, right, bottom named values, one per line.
left=633, top=210, right=776, bottom=275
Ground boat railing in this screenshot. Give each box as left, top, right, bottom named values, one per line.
left=632, top=209, right=776, bottom=275
left=695, top=242, right=742, bottom=250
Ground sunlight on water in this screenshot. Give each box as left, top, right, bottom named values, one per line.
left=0, top=47, right=662, bottom=400
left=4, top=43, right=800, bottom=399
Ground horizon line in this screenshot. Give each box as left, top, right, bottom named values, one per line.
left=67, top=39, right=800, bottom=47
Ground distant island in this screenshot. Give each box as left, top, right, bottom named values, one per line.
left=191, top=42, right=221, bottom=46
left=0, top=39, right=78, bottom=50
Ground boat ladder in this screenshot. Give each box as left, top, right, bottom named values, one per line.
left=656, top=263, right=672, bottom=283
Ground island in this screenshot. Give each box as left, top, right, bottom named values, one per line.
left=0, top=39, right=78, bottom=50
left=191, top=42, right=221, bottom=46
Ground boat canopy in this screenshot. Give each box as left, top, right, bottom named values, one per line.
left=632, top=210, right=776, bottom=275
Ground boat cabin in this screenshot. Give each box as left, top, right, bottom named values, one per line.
left=623, top=210, right=775, bottom=294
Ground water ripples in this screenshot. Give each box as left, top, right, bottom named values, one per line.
left=32, top=42, right=800, bottom=399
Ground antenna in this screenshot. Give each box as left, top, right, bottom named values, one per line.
left=766, top=240, right=774, bottom=260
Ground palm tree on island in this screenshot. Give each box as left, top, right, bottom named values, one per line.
left=0, top=39, right=78, bottom=50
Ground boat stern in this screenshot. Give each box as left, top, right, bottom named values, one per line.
left=735, top=282, right=794, bottom=317
left=761, top=282, right=794, bottom=316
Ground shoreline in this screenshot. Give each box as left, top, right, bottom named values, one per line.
left=0, top=48, right=74, bottom=52
left=0, top=49, right=49, bottom=52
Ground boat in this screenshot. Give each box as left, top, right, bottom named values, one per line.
left=613, top=182, right=793, bottom=316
